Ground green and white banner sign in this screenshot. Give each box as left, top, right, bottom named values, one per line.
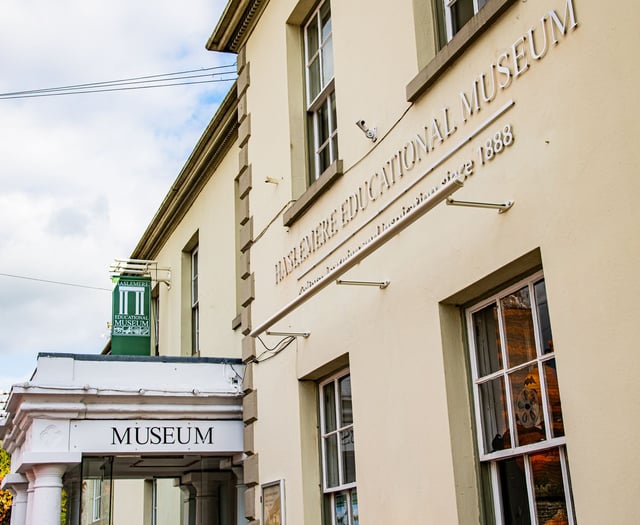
left=111, top=276, right=151, bottom=355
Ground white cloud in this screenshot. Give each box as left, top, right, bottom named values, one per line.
left=0, top=0, right=233, bottom=393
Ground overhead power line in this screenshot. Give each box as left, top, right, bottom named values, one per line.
left=0, top=64, right=238, bottom=100
left=0, top=272, right=111, bottom=291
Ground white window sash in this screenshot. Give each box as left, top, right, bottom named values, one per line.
left=443, top=0, right=485, bottom=42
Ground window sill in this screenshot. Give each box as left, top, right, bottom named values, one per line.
left=283, top=159, right=343, bottom=227
left=406, top=0, right=517, bottom=103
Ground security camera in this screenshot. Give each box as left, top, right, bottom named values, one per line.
left=356, top=120, right=377, bottom=142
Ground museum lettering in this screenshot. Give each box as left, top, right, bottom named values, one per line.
left=111, top=425, right=214, bottom=446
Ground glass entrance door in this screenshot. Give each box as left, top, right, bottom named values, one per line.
left=80, top=457, right=114, bottom=525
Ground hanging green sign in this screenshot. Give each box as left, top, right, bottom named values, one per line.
left=111, top=276, right=151, bottom=356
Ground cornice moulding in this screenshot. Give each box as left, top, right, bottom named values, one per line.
left=207, top=0, right=270, bottom=53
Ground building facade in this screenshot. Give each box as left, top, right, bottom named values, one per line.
left=2, top=0, right=640, bottom=523
left=206, top=0, right=640, bottom=523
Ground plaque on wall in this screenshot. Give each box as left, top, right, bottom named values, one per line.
left=262, top=480, right=285, bottom=525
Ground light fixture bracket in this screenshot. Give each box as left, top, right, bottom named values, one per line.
left=265, top=330, right=310, bottom=338
left=336, top=279, right=390, bottom=289
left=109, top=258, right=172, bottom=288
left=446, top=198, right=514, bottom=213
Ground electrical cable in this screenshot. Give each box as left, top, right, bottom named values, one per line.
left=0, top=64, right=238, bottom=100
left=253, top=335, right=296, bottom=364
left=1, top=64, right=236, bottom=96
left=0, top=272, right=111, bottom=291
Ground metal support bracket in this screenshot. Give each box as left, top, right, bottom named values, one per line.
left=336, top=279, right=390, bottom=289
left=265, top=331, right=310, bottom=338
left=446, top=198, right=514, bottom=213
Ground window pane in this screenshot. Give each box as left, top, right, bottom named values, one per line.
left=544, top=360, right=565, bottom=437
left=452, top=0, right=475, bottom=35
left=473, top=303, right=503, bottom=377
left=479, top=377, right=512, bottom=454
left=534, top=280, right=554, bottom=354
left=325, top=434, right=339, bottom=488
left=341, top=428, right=356, bottom=484
left=191, top=308, right=199, bottom=355
left=331, top=135, right=339, bottom=165
left=306, top=15, right=319, bottom=57
left=322, top=36, right=334, bottom=85
left=330, top=90, right=337, bottom=133
left=509, top=365, right=546, bottom=446
left=339, top=375, right=352, bottom=426
left=497, top=457, right=532, bottom=525
left=334, top=492, right=348, bottom=525
left=531, top=448, right=569, bottom=524
left=307, top=114, right=317, bottom=181
left=318, top=143, right=331, bottom=175
left=318, top=99, right=330, bottom=145
left=323, top=382, right=337, bottom=432
left=501, top=286, right=537, bottom=367
left=308, top=56, right=321, bottom=102
left=351, top=489, right=359, bottom=525
left=320, top=1, right=331, bottom=42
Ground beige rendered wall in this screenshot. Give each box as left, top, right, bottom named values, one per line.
left=112, top=480, right=145, bottom=525
left=240, top=0, right=640, bottom=523
left=153, top=141, right=242, bottom=359
left=155, top=479, right=182, bottom=525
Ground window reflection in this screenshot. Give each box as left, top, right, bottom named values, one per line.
left=473, top=303, right=503, bottom=376
left=501, top=287, right=537, bottom=368
left=535, top=280, right=554, bottom=354
left=543, top=360, right=564, bottom=438
left=498, top=456, right=531, bottom=524
left=531, top=448, right=569, bottom=524
left=509, top=365, right=546, bottom=447
left=480, top=377, right=511, bottom=453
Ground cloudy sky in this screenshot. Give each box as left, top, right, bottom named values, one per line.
left=0, top=0, right=233, bottom=394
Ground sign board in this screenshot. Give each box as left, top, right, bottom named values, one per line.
left=70, top=419, right=243, bottom=454
left=111, top=276, right=151, bottom=356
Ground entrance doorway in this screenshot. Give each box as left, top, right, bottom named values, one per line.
left=66, top=455, right=243, bottom=525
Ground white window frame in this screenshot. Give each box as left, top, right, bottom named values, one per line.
left=466, top=271, right=575, bottom=524
left=319, top=370, right=358, bottom=525
left=91, top=479, right=102, bottom=522
left=191, top=246, right=199, bottom=356
left=443, top=0, right=487, bottom=42
left=151, top=479, right=158, bottom=525
left=304, top=0, right=338, bottom=183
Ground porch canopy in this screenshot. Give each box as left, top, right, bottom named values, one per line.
left=0, top=353, right=244, bottom=525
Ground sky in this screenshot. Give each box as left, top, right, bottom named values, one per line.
left=0, top=0, right=234, bottom=395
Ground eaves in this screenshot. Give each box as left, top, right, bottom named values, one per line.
left=206, top=0, right=270, bottom=53
left=131, top=82, right=239, bottom=260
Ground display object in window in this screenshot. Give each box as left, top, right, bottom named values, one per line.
left=467, top=272, right=574, bottom=524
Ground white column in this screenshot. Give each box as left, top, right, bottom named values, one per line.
left=30, top=464, right=67, bottom=525
left=24, top=471, right=35, bottom=525
left=10, top=486, right=28, bottom=525
left=1, top=473, right=28, bottom=525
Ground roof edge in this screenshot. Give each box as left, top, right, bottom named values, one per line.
left=131, top=83, right=239, bottom=260
left=206, top=0, right=270, bottom=53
